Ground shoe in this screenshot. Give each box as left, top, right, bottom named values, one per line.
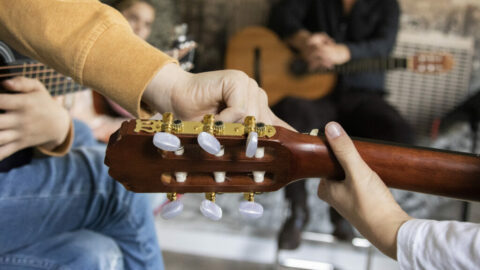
left=330, top=207, right=355, bottom=241
left=278, top=204, right=309, bottom=250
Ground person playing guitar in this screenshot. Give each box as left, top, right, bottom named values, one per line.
left=268, top=0, right=414, bottom=249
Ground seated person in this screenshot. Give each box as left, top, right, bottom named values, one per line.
left=269, top=0, right=414, bottom=248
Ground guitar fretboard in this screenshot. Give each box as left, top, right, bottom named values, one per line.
left=332, top=57, right=408, bottom=74
left=0, top=61, right=85, bottom=96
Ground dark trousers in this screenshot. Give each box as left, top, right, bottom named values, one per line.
left=272, top=90, right=414, bottom=209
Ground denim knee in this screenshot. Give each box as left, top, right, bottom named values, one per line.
left=0, top=230, right=124, bottom=270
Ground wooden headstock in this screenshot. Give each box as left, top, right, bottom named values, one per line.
left=104, top=116, right=337, bottom=194
left=408, top=52, right=454, bottom=74
left=105, top=114, right=480, bottom=203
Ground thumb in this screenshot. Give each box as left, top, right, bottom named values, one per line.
left=324, top=122, right=370, bottom=177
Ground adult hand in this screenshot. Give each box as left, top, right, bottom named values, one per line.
left=142, top=63, right=294, bottom=129
left=0, top=77, right=70, bottom=160
left=308, top=43, right=351, bottom=70
left=298, top=32, right=334, bottom=70
left=317, top=122, right=412, bottom=259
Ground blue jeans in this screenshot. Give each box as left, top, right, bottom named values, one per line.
left=0, top=120, right=164, bottom=270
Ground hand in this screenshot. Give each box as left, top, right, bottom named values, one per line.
left=317, top=122, right=412, bottom=259
left=0, top=77, right=71, bottom=160
left=142, top=63, right=294, bottom=129
left=308, top=43, right=351, bottom=70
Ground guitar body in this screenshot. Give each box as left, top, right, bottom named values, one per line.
left=225, top=26, right=336, bottom=106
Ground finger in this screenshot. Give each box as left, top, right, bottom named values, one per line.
left=0, top=113, right=18, bottom=130
left=0, top=93, right=25, bottom=110
left=1, top=76, right=43, bottom=93
left=0, top=129, right=20, bottom=146
left=215, top=107, right=245, bottom=123
left=324, top=121, right=370, bottom=177
left=0, top=142, right=21, bottom=161
left=220, top=70, right=249, bottom=110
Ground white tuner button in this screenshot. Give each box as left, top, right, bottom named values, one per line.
left=198, top=132, right=221, bottom=155
left=246, top=132, right=258, bottom=158
left=153, top=132, right=181, bottom=152
left=200, top=200, right=222, bottom=221
left=239, top=201, right=264, bottom=220
left=160, top=200, right=184, bottom=219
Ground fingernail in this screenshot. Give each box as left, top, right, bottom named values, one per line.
left=326, top=122, right=343, bottom=138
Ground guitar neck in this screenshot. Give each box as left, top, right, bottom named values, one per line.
left=279, top=128, right=480, bottom=201
left=1, top=61, right=84, bottom=96
left=330, top=57, right=408, bottom=74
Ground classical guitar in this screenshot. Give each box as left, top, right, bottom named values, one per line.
left=105, top=114, right=480, bottom=220
left=0, top=48, right=85, bottom=96
left=225, top=26, right=454, bottom=105
left=0, top=41, right=86, bottom=172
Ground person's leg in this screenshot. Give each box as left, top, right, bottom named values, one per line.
left=0, top=230, right=124, bottom=270
left=72, top=118, right=103, bottom=148
left=272, top=97, right=337, bottom=249
left=0, top=146, right=164, bottom=269
left=338, top=92, right=414, bottom=144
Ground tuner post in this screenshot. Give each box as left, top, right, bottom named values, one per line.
left=214, top=120, right=225, bottom=135
left=167, top=192, right=178, bottom=201
left=244, top=192, right=255, bottom=202
left=205, top=192, right=216, bottom=202
left=203, top=114, right=215, bottom=134
left=244, top=116, right=256, bottom=134
left=172, top=119, right=184, bottom=133
left=162, top=112, right=174, bottom=133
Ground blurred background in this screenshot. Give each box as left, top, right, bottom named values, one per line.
left=98, top=0, right=480, bottom=269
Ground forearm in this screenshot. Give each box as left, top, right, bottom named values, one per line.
left=0, top=0, right=176, bottom=118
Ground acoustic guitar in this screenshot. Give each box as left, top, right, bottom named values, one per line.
left=225, top=26, right=454, bottom=106
left=0, top=41, right=86, bottom=172
left=105, top=114, right=480, bottom=220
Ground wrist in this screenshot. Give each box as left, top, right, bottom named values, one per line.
left=337, top=44, right=351, bottom=63
left=356, top=206, right=412, bottom=259
left=40, top=110, right=72, bottom=153
left=142, top=63, right=189, bottom=114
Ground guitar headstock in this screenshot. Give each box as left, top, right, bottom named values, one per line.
left=409, top=52, right=454, bottom=74
left=105, top=113, right=341, bottom=220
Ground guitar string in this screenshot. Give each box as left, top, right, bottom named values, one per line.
left=13, top=64, right=83, bottom=96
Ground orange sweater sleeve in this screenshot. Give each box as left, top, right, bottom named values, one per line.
left=0, top=0, right=177, bottom=118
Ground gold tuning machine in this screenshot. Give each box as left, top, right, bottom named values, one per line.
left=161, top=112, right=174, bottom=133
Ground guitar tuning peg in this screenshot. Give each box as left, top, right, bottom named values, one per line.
left=197, top=132, right=222, bottom=155
left=238, top=192, right=263, bottom=220
left=153, top=132, right=181, bottom=152
left=160, top=193, right=184, bottom=219
left=200, top=192, right=222, bottom=221
left=246, top=131, right=258, bottom=158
